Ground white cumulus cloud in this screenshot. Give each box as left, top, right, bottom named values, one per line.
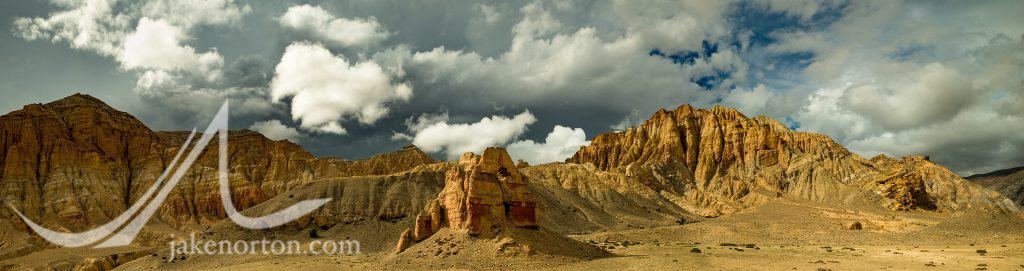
left=404, top=111, right=537, bottom=160
left=270, top=42, right=412, bottom=135
left=119, top=18, right=223, bottom=79
left=722, top=84, right=775, bottom=116
left=507, top=125, right=590, bottom=165
left=250, top=120, right=303, bottom=142
left=279, top=5, right=390, bottom=49
left=13, top=0, right=249, bottom=60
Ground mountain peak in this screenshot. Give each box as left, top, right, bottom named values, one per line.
left=45, top=93, right=112, bottom=109
left=567, top=102, right=1005, bottom=214
left=2, top=92, right=150, bottom=137
left=966, top=165, right=1024, bottom=179
left=709, top=104, right=747, bottom=119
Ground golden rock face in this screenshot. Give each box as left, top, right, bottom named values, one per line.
left=0, top=94, right=437, bottom=234
left=442, top=147, right=538, bottom=234
left=395, top=229, right=412, bottom=254
left=0, top=94, right=177, bottom=232
left=566, top=104, right=1014, bottom=215
left=397, top=147, right=539, bottom=253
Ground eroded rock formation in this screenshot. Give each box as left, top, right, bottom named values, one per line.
left=967, top=167, right=1024, bottom=207
left=396, top=147, right=538, bottom=253
left=0, top=94, right=438, bottom=258
left=567, top=104, right=1015, bottom=215
left=0, top=94, right=175, bottom=232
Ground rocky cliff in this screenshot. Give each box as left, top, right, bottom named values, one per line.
left=968, top=167, right=1024, bottom=206
left=155, top=132, right=436, bottom=228
left=396, top=147, right=538, bottom=253
left=0, top=94, right=175, bottom=232
left=567, top=105, right=1015, bottom=215
left=0, top=94, right=438, bottom=255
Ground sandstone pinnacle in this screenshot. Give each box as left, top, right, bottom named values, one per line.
left=395, top=147, right=539, bottom=252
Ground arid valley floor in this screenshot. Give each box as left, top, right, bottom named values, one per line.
left=110, top=201, right=1024, bottom=270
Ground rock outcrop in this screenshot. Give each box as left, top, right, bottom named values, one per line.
left=521, top=162, right=702, bottom=233
left=306, top=144, right=436, bottom=178
left=396, top=147, right=538, bottom=253
left=567, top=104, right=1015, bottom=215
left=395, top=229, right=413, bottom=253
left=969, top=167, right=1024, bottom=206
left=155, top=134, right=436, bottom=227
left=441, top=148, right=538, bottom=235
left=0, top=94, right=176, bottom=233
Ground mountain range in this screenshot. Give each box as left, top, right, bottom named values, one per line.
left=0, top=94, right=1021, bottom=270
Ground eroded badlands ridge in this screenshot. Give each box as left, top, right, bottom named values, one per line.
left=567, top=105, right=1016, bottom=215
left=0, top=94, right=437, bottom=257
left=969, top=167, right=1024, bottom=206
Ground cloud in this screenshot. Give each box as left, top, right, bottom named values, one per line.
left=131, top=69, right=277, bottom=130
left=13, top=0, right=249, bottom=58
left=136, top=0, right=250, bottom=30
left=846, top=107, right=1024, bottom=176
left=11, top=0, right=1023, bottom=175
left=610, top=110, right=646, bottom=131
left=356, top=0, right=747, bottom=161
left=270, top=42, right=412, bottom=135
left=11, top=0, right=264, bottom=130
left=119, top=18, right=223, bottom=79
left=403, top=111, right=537, bottom=160
left=757, top=0, right=831, bottom=22
left=404, top=111, right=451, bottom=133
left=507, top=125, right=590, bottom=164
left=793, top=86, right=871, bottom=143
left=775, top=1, right=1024, bottom=173
left=223, top=55, right=272, bottom=87
left=841, top=63, right=975, bottom=130
left=250, top=120, right=303, bottom=142
left=397, top=111, right=589, bottom=164
left=722, top=84, right=775, bottom=116
left=477, top=4, right=503, bottom=25
left=279, top=5, right=390, bottom=49
left=387, top=20, right=719, bottom=116
left=511, top=1, right=562, bottom=38
left=12, top=0, right=130, bottom=57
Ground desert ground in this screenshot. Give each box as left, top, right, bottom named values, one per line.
left=100, top=198, right=1024, bottom=270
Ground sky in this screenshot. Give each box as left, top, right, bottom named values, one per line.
left=0, top=0, right=1021, bottom=176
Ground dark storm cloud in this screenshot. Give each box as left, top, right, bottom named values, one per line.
left=224, top=55, right=272, bottom=88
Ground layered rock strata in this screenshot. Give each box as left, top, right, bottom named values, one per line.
left=567, top=105, right=1015, bottom=215
left=396, top=147, right=538, bottom=253
left=0, top=94, right=437, bottom=253
left=968, top=167, right=1024, bottom=206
